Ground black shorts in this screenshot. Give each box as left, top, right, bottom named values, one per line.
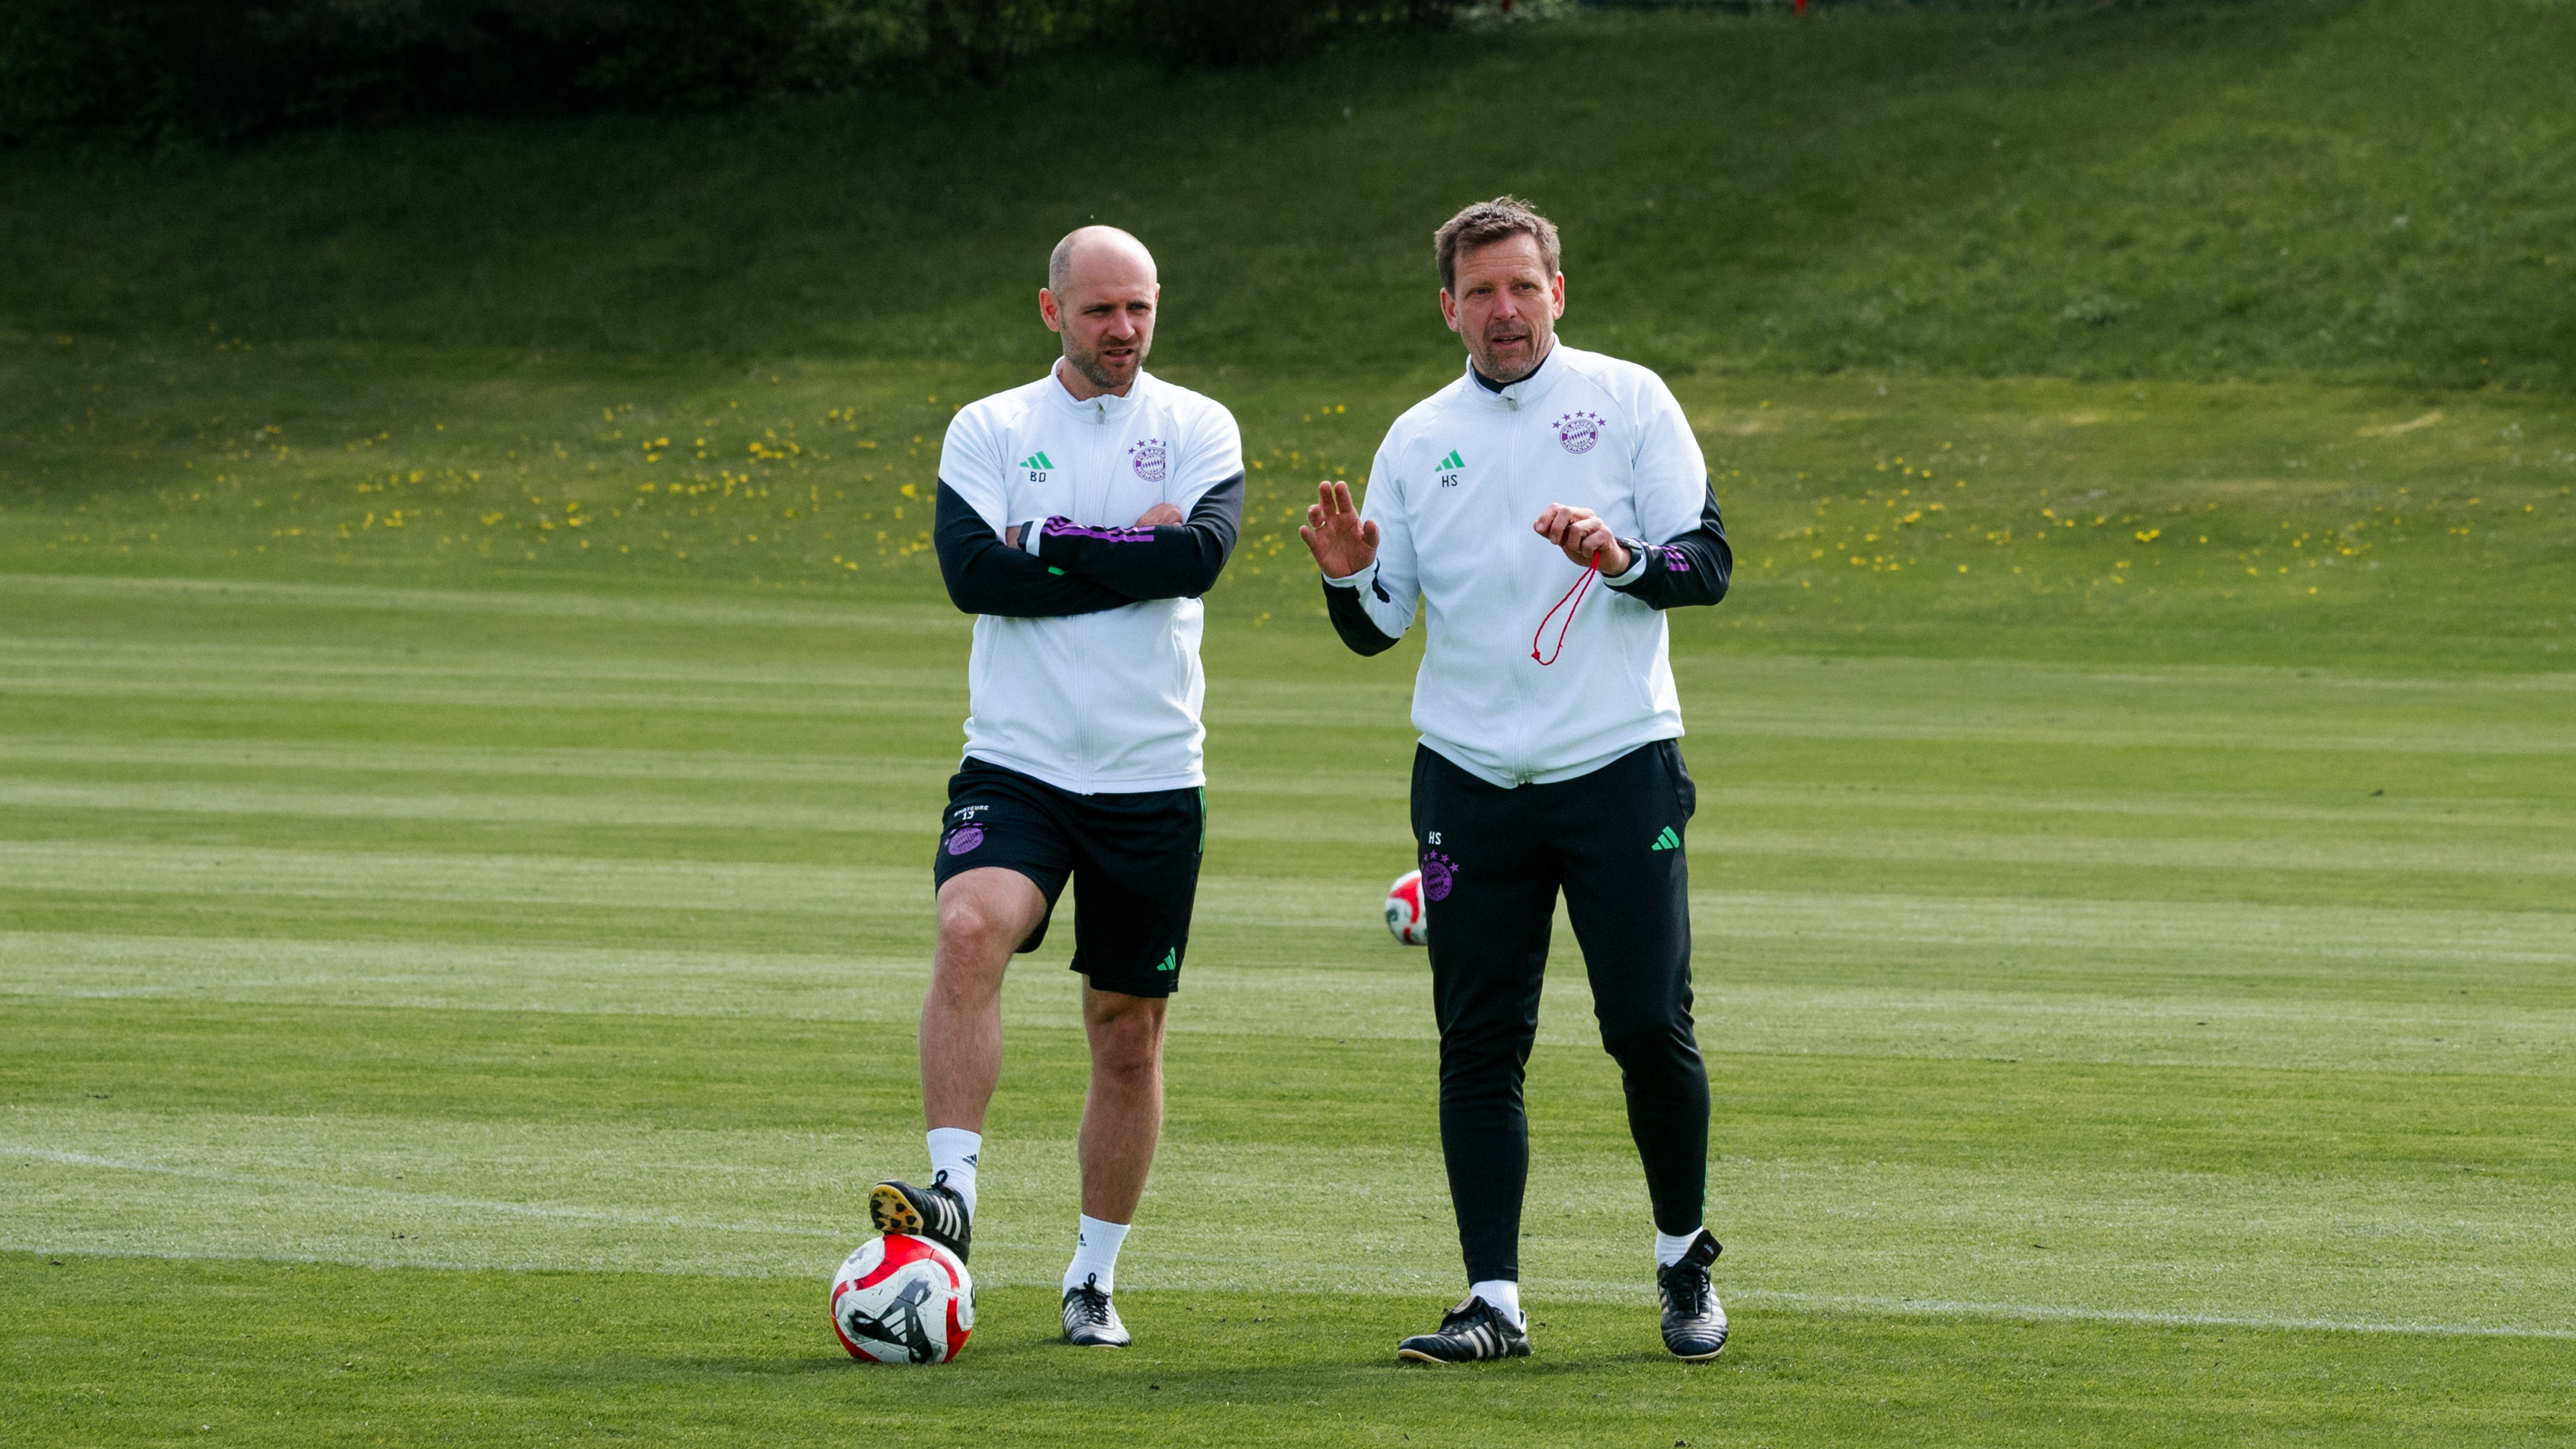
left=930, top=756, right=1205, bottom=999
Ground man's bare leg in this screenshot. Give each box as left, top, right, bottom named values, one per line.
left=1060, top=980, right=1166, bottom=1340
left=873, top=866, right=1050, bottom=1252
left=1077, top=983, right=1168, bottom=1221
left=920, top=866, right=1050, bottom=1132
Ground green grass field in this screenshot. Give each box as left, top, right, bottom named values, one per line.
left=5, top=0, right=2575, bottom=1444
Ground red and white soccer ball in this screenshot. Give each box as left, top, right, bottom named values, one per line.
left=1384, top=868, right=1429, bottom=947
left=831, top=1234, right=975, bottom=1365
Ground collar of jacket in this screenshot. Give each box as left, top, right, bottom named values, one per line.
left=1047, top=362, right=1151, bottom=424
left=1464, top=342, right=1563, bottom=411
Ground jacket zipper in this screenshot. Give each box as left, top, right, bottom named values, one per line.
left=1502, top=395, right=1537, bottom=784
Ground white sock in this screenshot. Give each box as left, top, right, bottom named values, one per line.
left=924, top=1128, right=981, bottom=1217
left=1469, top=1278, right=1524, bottom=1329
left=1655, top=1228, right=1704, bottom=1267
left=1063, top=1215, right=1131, bottom=1295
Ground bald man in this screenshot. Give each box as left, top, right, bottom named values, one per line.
left=867, top=227, right=1243, bottom=1351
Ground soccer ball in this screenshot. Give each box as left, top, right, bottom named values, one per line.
left=830, top=1234, right=975, bottom=1365
left=1384, top=868, right=1429, bottom=947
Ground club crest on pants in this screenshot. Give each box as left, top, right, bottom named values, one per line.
left=946, top=824, right=985, bottom=856
left=1419, top=851, right=1457, bottom=901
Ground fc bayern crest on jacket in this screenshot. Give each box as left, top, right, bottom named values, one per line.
left=1128, top=438, right=1169, bottom=481
left=1555, top=411, right=1604, bottom=455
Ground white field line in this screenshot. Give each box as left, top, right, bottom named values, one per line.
left=0, top=573, right=969, bottom=634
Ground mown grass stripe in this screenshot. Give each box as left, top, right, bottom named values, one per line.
left=0, top=736, right=961, bottom=786
left=0, top=675, right=964, bottom=719
left=6, top=932, right=2565, bottom=1073
left=1209, top=704, right=2576, bottom=754
left=0, top=572, right=971, bottom=633
left=6, top=670, right=2569, bottom=759
left=8, top=1112, right=2566, bottom=1329
left=0, top=840, right=923, bottom=913
left=0, top=637, right=962, bottom=694
left=1714, top=1291, right=2576, bottom=1341
left=8, top=844, right=2569, bottom=962
left=9, top=737, right=2573, bottom=836
left=13, top=779, right=2571, bottom=875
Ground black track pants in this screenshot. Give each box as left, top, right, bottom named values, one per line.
left=1410, top=739, right=1710, bottom=1285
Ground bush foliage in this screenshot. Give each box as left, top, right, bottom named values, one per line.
left=0, top=0, right=1457, bottom=146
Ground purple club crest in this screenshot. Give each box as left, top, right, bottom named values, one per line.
left=1419, top=851, right=1457, bottom=902
left=1555, top=411, right=1603, bottom=456
left=1128, top=438, right=1169, bottom=483
left=946, top=824, right=985, bottom=856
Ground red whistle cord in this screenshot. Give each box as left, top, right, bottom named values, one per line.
left=1531, top=550, right=1601, bottom=666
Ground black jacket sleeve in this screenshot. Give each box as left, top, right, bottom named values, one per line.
left=1605, top=481, right=1733, bottom=610
left=1032, top=473, right=1243, bottom=600
left=934, top=481, right=1137, bottom=618
left=1320, top=568, right=1405, bottom=657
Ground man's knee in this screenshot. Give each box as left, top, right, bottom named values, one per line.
left=1598, top=1015, right=1703, bottom=1077
left=937, top=904, right=1007, bottom=962
left=937, top=874, right=1040, bottom=959
left=1086, top=994, right=1166, bottom=1080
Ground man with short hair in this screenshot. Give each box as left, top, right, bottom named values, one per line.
left=872, top=225, right=1243, bottom=1350
left=1301, top=197, right=1734, bottom=1364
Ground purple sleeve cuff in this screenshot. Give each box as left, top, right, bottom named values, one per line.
left=1040, top=516, right=1157, bottom=546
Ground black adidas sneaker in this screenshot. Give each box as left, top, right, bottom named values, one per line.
left=1061, top=1275, right=1131, bottom=1348
left=1657, top=1229, right=1728, bottom=1361
left=869, top=1172, right=971, bottom=1265
left=1395, top=1295, right=1530, bottom=1364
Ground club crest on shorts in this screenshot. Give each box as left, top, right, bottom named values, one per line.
left=945, top=824, right=985, bottom=856
left=1419, top=851, right=1457, bottom=902
left=1128, top=438, right=1168, bottom=482
left=1554, top=411, right=1603, bottom=455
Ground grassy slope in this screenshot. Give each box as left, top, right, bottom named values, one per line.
left=3, top=0, right=2572, bottom=385
left=3, top=1, right=2574, bottom=1444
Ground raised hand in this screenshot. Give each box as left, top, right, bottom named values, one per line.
left=1532, top=504, right=1630, bottom=575
left=1301, top=480, right=1379, bottom=579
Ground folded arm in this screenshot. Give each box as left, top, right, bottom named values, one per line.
left=934, top=481, right=1137, bottom=618
left=1027, top=473, right=1243, bottom=600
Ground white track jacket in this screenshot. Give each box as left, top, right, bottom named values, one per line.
left=1323, top=344, right=1731, bottom=787
left=935, top=366, right=1245, bottom=794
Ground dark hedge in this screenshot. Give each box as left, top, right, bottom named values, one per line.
left=0, top=0, right=1458, bottom=146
